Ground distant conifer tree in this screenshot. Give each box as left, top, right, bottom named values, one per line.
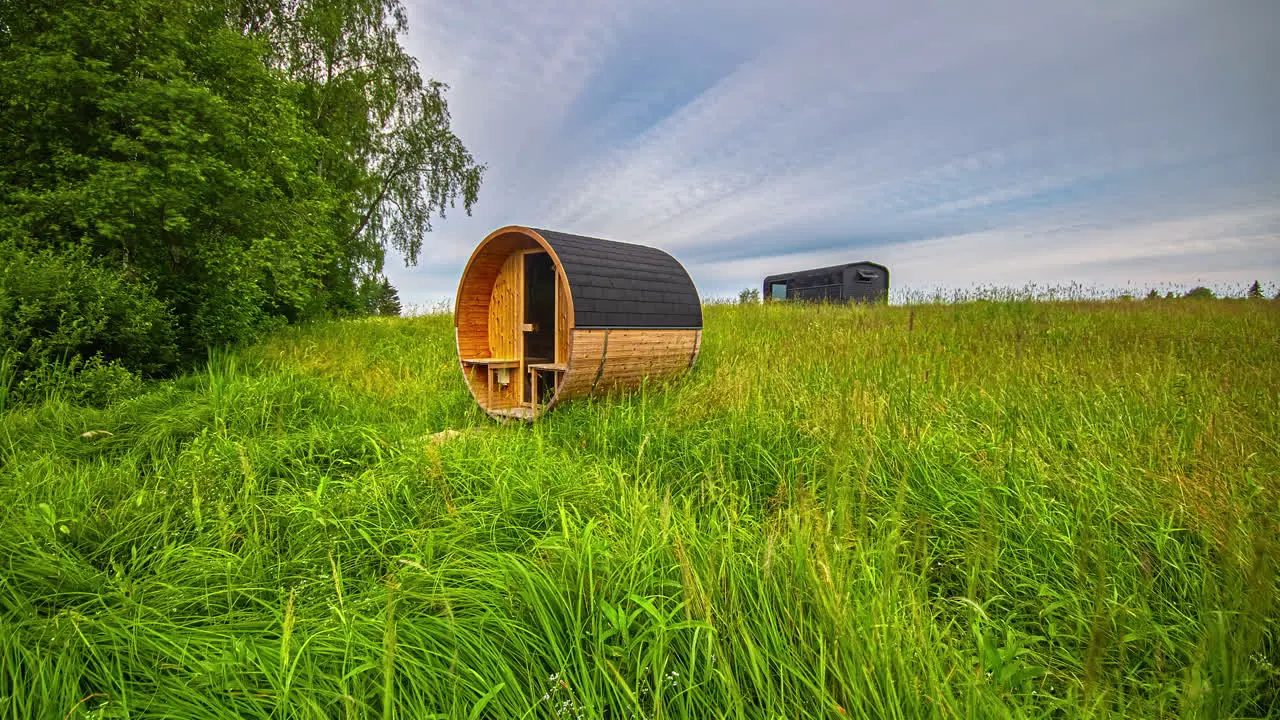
left=1247, top=280, right=1263, bottom=299
left=377, top=278, right=402, bottom=316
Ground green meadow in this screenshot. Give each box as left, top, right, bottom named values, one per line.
left=1, top=299, right=1276, bottom=719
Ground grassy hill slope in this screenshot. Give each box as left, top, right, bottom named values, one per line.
left=1, top=300, right=1277, bottom=719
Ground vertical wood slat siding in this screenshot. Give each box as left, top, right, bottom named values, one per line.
left=456, top=233, right=539, bottom=359
left=489, top=371, right=521, bottom=409
left=456, top=232, right=539, bottom=410
left=488, top=253, right=522, bottom=360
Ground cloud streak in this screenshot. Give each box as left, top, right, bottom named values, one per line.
left=390, top=0, right=1280, bottom=306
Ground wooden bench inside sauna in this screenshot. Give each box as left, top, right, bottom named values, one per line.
left=455, top=226, right=703, bottom=420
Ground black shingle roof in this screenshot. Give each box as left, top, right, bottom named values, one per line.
left=532, top=228, right=703, bottom=329
left=762, top=260, right=889, bottom=286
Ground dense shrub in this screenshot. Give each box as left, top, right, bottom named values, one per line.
left=0, top=240, right=177, bottom=396
left=10, top=353, right=144, bottom=407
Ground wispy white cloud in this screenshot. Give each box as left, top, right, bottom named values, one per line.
left=694, top=207, right=1280, bottom=298
left=389, top=0, right=1280, bottom=305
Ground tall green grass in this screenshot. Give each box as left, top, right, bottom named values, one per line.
left=1, top=300, right=1276, bottom=718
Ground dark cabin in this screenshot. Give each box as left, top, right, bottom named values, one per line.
left=762, top=261, right=889, bottom=304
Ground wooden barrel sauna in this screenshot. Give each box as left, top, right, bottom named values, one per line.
left=455, top=226, right=703, bottom=420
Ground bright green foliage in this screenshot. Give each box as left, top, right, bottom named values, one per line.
left=0, top=240, right=177, bottom=397
left=0, top=0, right=480, bottom=369
left=1, top=299, right=1276, bottom=718
left=1184, top=287, right=1216, bottom=300
left=352, top=274, right=402, bottom=316
left=374, top=277, right=402, bottom=316
left=233, top=0, right=485, bottom=265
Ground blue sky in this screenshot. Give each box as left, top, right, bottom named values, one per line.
left=388, top=0, right=1280, bottom=307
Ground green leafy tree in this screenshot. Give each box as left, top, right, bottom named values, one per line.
left=3, top=0, right=326, bottom=350
left=0, top=0, right=481, bottom=377
left=738, top=287, right=760, bottom=304
left=1183, top=287, right=1215, bottom=300
left=232, top=0, right=484, bottom=272
left=1247, top=281, right=1263, bottom=299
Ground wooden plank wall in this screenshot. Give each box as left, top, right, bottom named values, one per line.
left=456, top=233, right=537, bottom=359
left=455, top=232, right=539, bottom=410
left=488, top=253, right=522, bottom=360
left=489, top=366, right=521, bottom=410
left=456, top=253, right=504, bottom=360
left=553, top=329, right=700, bottom=406
left=597, top=329, right=700, bottom=392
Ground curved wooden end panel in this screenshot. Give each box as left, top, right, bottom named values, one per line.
left=455, top=226, right=576, bottom=419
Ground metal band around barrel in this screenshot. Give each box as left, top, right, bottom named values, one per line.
left=686, top=331, right=701, bottom=372
left=589, top=329, right=610, bottom=394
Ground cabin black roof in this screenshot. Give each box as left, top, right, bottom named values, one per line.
left=532, top=228, right=702, bottom=329
left=762, top=260, right=888, bottom=284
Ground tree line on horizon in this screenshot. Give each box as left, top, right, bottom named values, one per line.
left=732, top=281, right=1278, bottom=305
left=0, top=0, right=480, bottom=402
left=1144, top=281, right=1277, bottom=301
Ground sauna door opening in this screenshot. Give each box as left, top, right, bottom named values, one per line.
left=523, top=251, right=556, bottom=402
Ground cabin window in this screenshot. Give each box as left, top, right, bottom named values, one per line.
left=856, top=269, right=879, bottom=283
left=770, top=282, right=788, bottom=299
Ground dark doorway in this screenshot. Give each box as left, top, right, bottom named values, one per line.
left=523, top=252, right=556, bottom=365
